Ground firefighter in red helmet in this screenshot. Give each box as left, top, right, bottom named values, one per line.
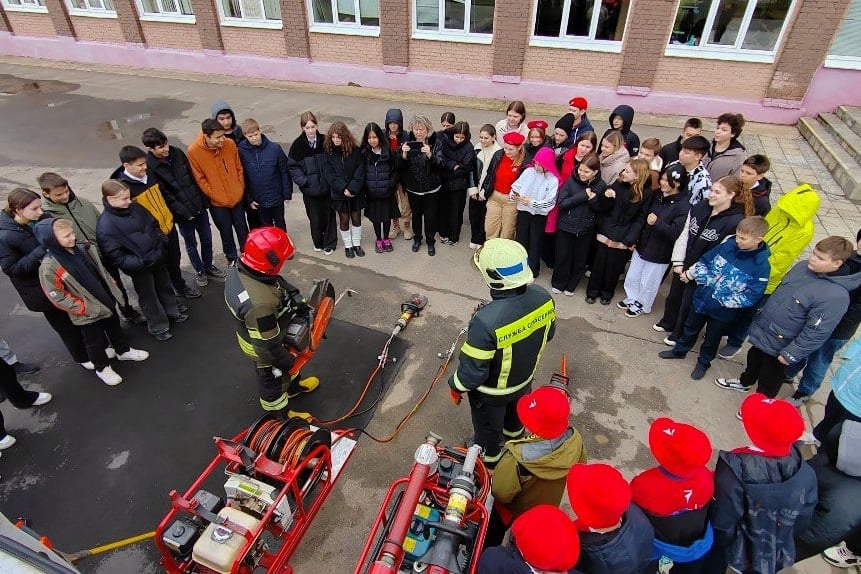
left=225, top=227, right=319, bottom=420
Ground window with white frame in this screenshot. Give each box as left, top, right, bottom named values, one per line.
left=68, top=0, right=116, bottom=13
left=533, top=0, right=630, bottom=44
left=139, top=0, right=194, bottom=18
left=826, top=0, right=861, bottom=68
left=219, top=0, right=281, bottom=23
left=310, top=0, right=380, bottom=27
left=2, top=0, right=47, bottom=11
left=415, top=0, right=495, bottom=36
left=669, top=0, right=795, bottom=56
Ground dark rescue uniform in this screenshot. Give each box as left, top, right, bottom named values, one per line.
left=225, top=263, right=307, bottom=411
left=450, top=284, right=555, bottom=464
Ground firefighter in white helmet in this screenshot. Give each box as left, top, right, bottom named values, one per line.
left=449, top=238, right=556, bottom=467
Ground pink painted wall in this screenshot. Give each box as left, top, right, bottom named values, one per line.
left=1, top=32, right=859, bottom=123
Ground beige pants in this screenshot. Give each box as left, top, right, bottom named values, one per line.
left=394, top=184, right=411, bottom=219
left=484, top=191, right=518, bottom=240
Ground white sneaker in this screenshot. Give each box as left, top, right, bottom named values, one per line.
left=563, top=291, right=575, bottom=297
left=0, top=434, right=17, bottom=450
left=96, top=366, right=123, bottom=386
left=663, top=336, right=676, bottom=346
left=32, top=392, right=52, bottom=406
left=469, top=243, right=481, bottom=250
left=823, top=541, right=861, bottom=568
left=105, top=347, right=117, bottom=359
left=80, top=361, right=95, bottom=370
left=551, top=288, right=562, bottom=294
left=118, top=348, right=149, bottom=361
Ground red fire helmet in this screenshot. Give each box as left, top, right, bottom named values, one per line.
left=240, top=227, right=295, bottom=275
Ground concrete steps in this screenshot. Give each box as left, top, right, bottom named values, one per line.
left=798, top=106, right=861, bottom=201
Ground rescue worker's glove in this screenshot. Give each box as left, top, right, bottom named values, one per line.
left=449, top=389, right=463, bottom=406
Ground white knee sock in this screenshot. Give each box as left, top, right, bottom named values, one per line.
left=340, top=229, right=352, bottom=248
left=351, top=225, right=362, bottom=247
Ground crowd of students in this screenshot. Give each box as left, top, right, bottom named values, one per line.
left=1, top=96, right=861, bottom=570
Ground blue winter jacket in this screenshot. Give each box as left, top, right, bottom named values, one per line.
left=710, top=447, right=817, bottom=574
left=833, top=338, right=861, bottom=418
left=237, top=135, right=292, bottom=208
left=689, top=237, right=770, bottom=322
left=749, top=258, right=861, bottom=364
left=571, top=506, right=655, bottom=574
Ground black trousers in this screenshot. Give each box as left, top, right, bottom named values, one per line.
left=104, top=264, right=134, bottom=314
left=468, top=198, right=486, bottom=245
left=552, top=230, right=592, bottom=292
left=42, top=307, right=88, bottom=363
left=846, top=523, right=861, bottom=554
left=739, top=346, right=785, bottom=398
left=672, top=311, right=732, bottom=368
left=669, top=282, right=697, bottom=341
left=302, top=195, right=337, bottom=250
left=166, top=227, right=188, bottom=291
left=586, top=243, right=630, bottom=300
left=442, top=186, right=468, bottom=242
left=80, top=314, right=131, bottom=370
left=129, top=264, right=179, bottom=335
left=245, top=202, right=262, bottom=230
left=813, top=391, right=861, bottom=441
left=258, top=204, right=287, bottom=230
left=468, top=386, right=530, bottom=466
left=540, top=232, right=556, bottom=269
left=656, top=273, right=685, bottom=330
left=516, top=211, right=547, bottom=278
left=0, top=359, right=39, bottom=438
left=407, top=191, right=439, bottom=244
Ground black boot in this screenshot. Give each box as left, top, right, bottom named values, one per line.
left=411, top=239, right=421, bottom=253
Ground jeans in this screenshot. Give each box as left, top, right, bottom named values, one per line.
left=785, top=337, right=850, bottom=396
left=175, top=213, right=214, bottom=274
left=209, top=204, right=249, bottom=262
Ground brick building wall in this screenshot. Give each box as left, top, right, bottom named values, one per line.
left=113, top=0, right=144, bottom=43
left=5, top=11, right=56, bottom=36
left=44, top=0, right=75, bottom=36
left=221, top=27, right=287, bottom=58
left=379, top=0, right=408, bottom=68
left=69, top=15, right=125, bottom=43
left=140, top=20, right=202, bottom=51
left=491, top=0, right=530, bottom=78
left=0, top=5, right=11, bottom=32
left=189, top=0, right=223, bottom=51
left=617, top=0, right=676, bottom=92
left=409, top=39, right=492, bottom=75
left=522, top=47, right=622, bottom=87
left=651, top=57, right=774, bottom=99
left=279, top=0, right=309, bottom=58
left=309, top=33, right=382, bottom=65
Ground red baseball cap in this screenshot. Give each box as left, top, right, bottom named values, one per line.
left=512, top=505, right=581, bottom=570
left=741, top=393, right=804, bottom=456
left=648, top=417, right=713, bottom=478
left=517, top=386, right=570, bottom=439
left=566, top=463, right=631, bottom=530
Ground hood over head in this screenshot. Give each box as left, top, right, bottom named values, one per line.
left=773, top=183, right=820, bottom=225
left=532, top=146, right=560, bottom=180
left=384, top=108, right=404, bottom=134
left=609, top=105, right=635, bottom=132
left=33, top=218, right=63, bottom=251
left=210, top=100, right=236, bottom=128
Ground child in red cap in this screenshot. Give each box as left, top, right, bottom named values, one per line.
left=709, top=393, right=817, bottom=574
left=558, top=96, right=595, bottom=147
left=631, top=417, right=715, bottom=573
left=566, top=463, right=654, bottom=573
left=478, top=504, right=580, bottom=574
left=488, top=386, right=587, bottom=545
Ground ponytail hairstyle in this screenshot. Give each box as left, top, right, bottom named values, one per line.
left=299, top=110, right=317, bottom=128
left=4, top=188, right=40, bottom=216
left=627, top=158, right=650, bottom=204
left=101, top=179, right=130, bottom=198
left=603, top=130, right=625, bottom=155
left=448, top=121, right=471, bottom=142
left=719, top=174, right=754, bottom=216
left=324, top=121, right=357, bottom=157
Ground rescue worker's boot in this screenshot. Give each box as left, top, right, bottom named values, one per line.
left=287, top=410, right=313, bottom=422
left=286, top=376, right=320, bottom=399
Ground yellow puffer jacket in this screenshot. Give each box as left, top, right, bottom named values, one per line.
left=763, top=184, right=820, bottom=294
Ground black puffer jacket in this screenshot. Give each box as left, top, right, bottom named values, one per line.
left=480, top=149, right=526, bottom=199
left=675, top=202, right=746, bottom=268
left=322, top=146, right=365, bottom=201
left=555, top=171, right=606, bottom=235
left=287, top=133, right=328, bottom=198
left=362, top=146, right=398, bottom=200
left=0, top=211, right=52, bottom=312
left=440, top=133, right=477, bottom=191
left=795, top=422, right=861, bottom=561
left=146, top=146, right=209, bottom=221
left=96, top=201, right=167, bottom=274
left=711, top=447, right=817, bottom=574
left=601, top=105, right=640, bottom=156
left=637, top=191, right=691, bottom=264
left=594, top=182, right=651, bottom=247
left=573, top=506, right=655, bottom=574
left=400, top=131, right=444, bottom=194
left=831, top=253, right=861, bottom=340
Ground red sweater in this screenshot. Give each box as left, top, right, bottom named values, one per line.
left=494, top=155, right=518, bottom=194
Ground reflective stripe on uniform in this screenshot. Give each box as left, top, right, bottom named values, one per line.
left=503, top=426, right=525, bottom=438
left=493, top=300, right=555, bottom=347
left=260, top=392, right=289, bottom=411
left=237, top=334, right=260, bottom=359
left=460, top=342, right=495, bottom=361
left=452, top=372, right=470, bottom=393
left=528, top=322, right=553, bottom=382
left=497, top=345, right=513, bottom=389
left=482, top=449, right=504, bottom=464
left=475, top=377, right=531, bottom=396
